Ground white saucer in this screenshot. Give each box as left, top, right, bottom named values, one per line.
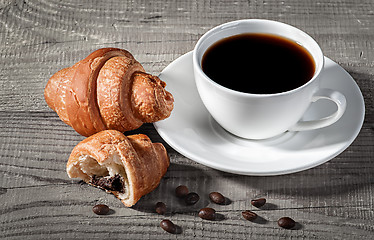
left=154, top=51, right=365, bottom=176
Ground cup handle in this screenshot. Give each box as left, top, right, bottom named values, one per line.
left=289, top=88, right=347, bottom=131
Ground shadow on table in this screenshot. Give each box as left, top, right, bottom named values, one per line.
left=132, top=143, right=373, bottom=217
left=132, top=163, right=213, bottom=217
left=215, top=143, right=373, bottom=199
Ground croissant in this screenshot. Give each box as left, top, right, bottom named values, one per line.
left=66, top=130, right=170, bottom=207
left=44, top=48, right=174, bottom=137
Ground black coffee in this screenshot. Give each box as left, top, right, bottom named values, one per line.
left=201, top=33, right=315, bottom=94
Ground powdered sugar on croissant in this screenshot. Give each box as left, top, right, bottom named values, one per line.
left=44, top=48, right=174, bottom=137
left=66, top=130, right=170, bottom=207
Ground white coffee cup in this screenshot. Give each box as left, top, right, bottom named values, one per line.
left=193, top=19, right=346, bottom=140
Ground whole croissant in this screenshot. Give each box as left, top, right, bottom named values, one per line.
left=66, top=130, right=170, bottom=207
left=44, top=48, right=174, bottom=137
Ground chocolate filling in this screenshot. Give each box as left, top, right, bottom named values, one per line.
left=90, top=174, right=125, bottom=193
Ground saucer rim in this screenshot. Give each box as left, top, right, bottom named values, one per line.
left=154, top=51, right=365, bottom=176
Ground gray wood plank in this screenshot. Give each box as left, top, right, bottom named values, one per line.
left=0, top=0, right=373, bottom=239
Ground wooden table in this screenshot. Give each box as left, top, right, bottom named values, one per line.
left=1, top=0, right=373, bottom=239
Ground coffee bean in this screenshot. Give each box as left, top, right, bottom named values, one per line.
left=155, top=202, right=166, bottom=215
left=242, top=210, right=257, bottom=221
left=160, top=219, right=176, bottom=233
left=277, top=217, right=296, bottom=229
left=209, top=192, right=225, bottom=204
left=175, top=185, right=189, bottom=198
left=92, top=204, right=110, bottom=215
left=251, top=198, right=266, bottom=208
left=198, top=207, right=216, bottom=220
left=185, top=192, right=199, bottom=205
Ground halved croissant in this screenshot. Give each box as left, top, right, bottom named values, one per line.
left=66, top=130, right=170, bottom=207
left=44, top=48, right=174, bottom=137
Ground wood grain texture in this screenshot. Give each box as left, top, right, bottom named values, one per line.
left=0, top=0, right=373, bottom=239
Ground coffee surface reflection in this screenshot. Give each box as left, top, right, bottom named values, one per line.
left=202, top=33, right=315, bottom=94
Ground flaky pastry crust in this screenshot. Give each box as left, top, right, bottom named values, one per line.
left=44, top=48, right=174, bottom=137
left=66, top=130, right=169, bottom=207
